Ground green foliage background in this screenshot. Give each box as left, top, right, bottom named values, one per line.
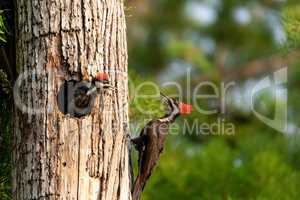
left=283, top=5, right=300, bottom=48
left=127, top=0, right=300, bottom=199
left=1, top=0, right=300, bottom=199
left=0, top=10, right=7, bottom=43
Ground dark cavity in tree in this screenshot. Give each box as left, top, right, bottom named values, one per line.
left=57, top=80, right=96, bottom=118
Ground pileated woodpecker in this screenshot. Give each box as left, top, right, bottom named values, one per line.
left=73, top=72, right=112, bottom=109
left=131, top=93, right=193, bottom=200
left=57, top=72, right=114, bottom=117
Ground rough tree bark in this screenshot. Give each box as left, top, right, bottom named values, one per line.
left=12, top=0, right=131, bottom=199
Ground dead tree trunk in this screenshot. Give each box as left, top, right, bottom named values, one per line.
left=13, top=0, right=131, bottom=199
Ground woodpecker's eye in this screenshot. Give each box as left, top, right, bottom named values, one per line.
left=57, top=80, right=96, bottom=118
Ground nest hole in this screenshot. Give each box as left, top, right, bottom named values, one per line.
left=57, top=80, right=96, bottom=118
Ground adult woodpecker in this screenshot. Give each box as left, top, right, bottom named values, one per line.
left=131, top=93, right=193, bottom=200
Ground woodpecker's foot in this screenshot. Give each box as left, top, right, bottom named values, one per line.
left=131, top=136, right=143, bottom=145
left=131, top=136, right=145, bottom=152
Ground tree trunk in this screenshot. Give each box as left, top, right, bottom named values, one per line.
left=12, top=0, right=131, bottom=199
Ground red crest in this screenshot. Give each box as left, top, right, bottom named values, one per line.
left=179, top=102, right=193, bottom=114
left=96, top=72, right=109, bottom=81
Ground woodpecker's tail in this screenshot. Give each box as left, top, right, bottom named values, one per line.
left=132, top=176, right=144, bottom=200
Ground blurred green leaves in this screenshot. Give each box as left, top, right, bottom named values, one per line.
left=127, top=1, right=300, bottom=199
left=142, top=132, right=300, bottom=200
left=0, top=164, right=11, bottom=200
left=283, top=5, right=300, bottom=48
left=0, top=10, right=7, bottom=43
left=0, top=69, right=11, bottom=96
left=129, top=70, right=165, bottom=127
left=165, top=38, right=213, bottom=72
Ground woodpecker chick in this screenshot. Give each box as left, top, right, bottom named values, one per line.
left=57, top=72, right=114, bottom=118
left=80, top=72, right=109, bottom=96
left=94, top=72, right=116, bottom=90
left=72, top=72, right=112, bottom=116
left=131, top=93, right=193, bottom=200
left=74, top=83, right=93, bottom=108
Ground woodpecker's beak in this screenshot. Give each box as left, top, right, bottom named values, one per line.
left=179, top=102, right=193, bottom=114
left=86, top=87, right=97, bottom=96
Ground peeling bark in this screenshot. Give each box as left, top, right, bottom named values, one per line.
left=13, top=0, right=131, bottom=199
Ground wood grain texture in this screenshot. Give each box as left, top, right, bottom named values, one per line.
left=13, top=0, right=131, bottom=199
